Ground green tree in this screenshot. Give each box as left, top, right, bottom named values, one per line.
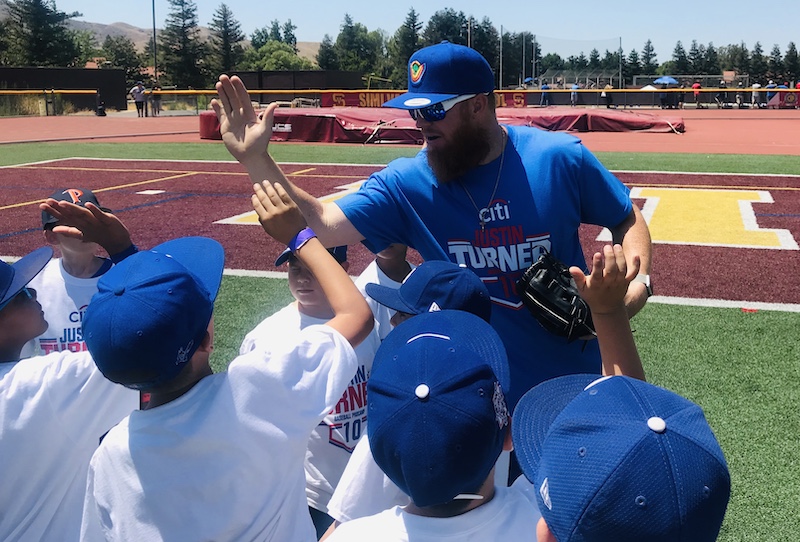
left=640, top=40, right=658, bottom=74
left=470, top=17, right=499, bottom=77
left=750, top=42, right=768, bottom=84
left=160, top=0, right=209, bottom=88
left=626, top=49, right=641, bottom=79
left=2, top=0, right=81, bottom=67
left=268, top=20, right=282, bottom=42
left=704, top=43, right=720, bottom=75
left=241, top=40, right=315, bottom=71
left=333, top=14, right=382, bottom=75
left=102, top=35, right=146, bottom=87
left=421, top=8, right=467, bottom=46
left=588, top=49, right=600, bottom=69
left=208, top=3, right=245, bottom=75
left=282, top=20, right=297, bottom=52
left=386, top=8, right=422, bottom=88
left=687, top=40, right=704, bottom=74
left=71, top=29, right=99, bottom=67
left=767, top=44, right=783, bottom=82
left=316, top=34, right=338, bottom=70
left=720, top=42, right=750, bottom=74
left=783, top=42, right=799, bottom=85
left=672, top=41, right=689, bottom=74
left=251, top=27, right=271, bottom=50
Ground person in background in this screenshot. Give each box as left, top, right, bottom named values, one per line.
left=130, top=81, right=147, bottom=117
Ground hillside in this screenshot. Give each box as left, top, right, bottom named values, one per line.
left=0, top=9, right=321, bottom=64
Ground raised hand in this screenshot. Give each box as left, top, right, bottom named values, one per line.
left=39, top=199, right=132, bottom=255
left=251, top=181, right=308, bottom=245
left=211, top=74, right=277, bottom=165
left=569, top=244, right=640, bottom=315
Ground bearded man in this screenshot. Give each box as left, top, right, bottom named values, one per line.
left=212, top=41, right=652, bottom=410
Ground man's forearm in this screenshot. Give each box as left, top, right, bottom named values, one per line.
left=613, top=205, right=653, bottom=317
left=242, top=151, right=364, bottom=247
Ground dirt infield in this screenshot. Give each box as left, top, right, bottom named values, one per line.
left=1, top=107, right=799, bottom=155
left=2, top=159, right=797, bottom=307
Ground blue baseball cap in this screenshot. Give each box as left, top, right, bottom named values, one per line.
left=512, top=374, right=731, bottom=542
left=382, top=41, right=495, bottom=110
left=0, top=247, right=53, bottom=309
left=83, top=237, right=224, bottom=391
left=368, top=310, right=510, bottom=507
left=274, top=245, right=347, bottom=267
left=365, top=260, right=491, bottom=322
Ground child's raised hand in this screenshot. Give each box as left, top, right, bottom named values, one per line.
left=251, top=181, right=307, bottom=245
left=569, top=244, right=640, bottom=315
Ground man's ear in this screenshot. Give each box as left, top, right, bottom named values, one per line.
left=537, top=517, right=558, bottom=542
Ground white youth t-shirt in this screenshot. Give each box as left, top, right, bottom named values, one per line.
left=0, top=351, right=138, bottom=541
left=240, top=303, right=381, bottom=513
left=354, top=260, right=413, bottom=341
left=22, top=258, right=106, bottom=357
left=326, top=483, right=542, bottom=541
left=81, top=324, right=358, bottom=542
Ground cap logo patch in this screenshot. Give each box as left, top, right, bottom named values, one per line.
left=428, top=301, right=441, bottom=313
left=540, top=477, right=552, bottom=510
left=493, top=381, right=509, bottom=428
left=176, top=339, right=194, bottom=365
left=62, top=188, right=84, bottom=204
left=409, top=60, right=425, bottom=85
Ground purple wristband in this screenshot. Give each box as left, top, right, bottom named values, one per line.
left=288, top=227, right=316, bottom=253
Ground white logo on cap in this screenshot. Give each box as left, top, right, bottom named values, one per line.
left=493, top=381, right=509, bottom=428
left=176, top=339, right=194, bottom=365
left=403, top=97, right=433, bottom=107
left=540, top=478, right=552, bottom=510
left=428, top=301, right=441, bottom=313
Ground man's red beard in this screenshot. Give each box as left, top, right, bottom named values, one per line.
left=426, top=111, right=491, bottom=184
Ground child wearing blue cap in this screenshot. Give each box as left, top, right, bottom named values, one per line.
left=325, top=260, right=492, bottom=533
left=325, top=245, right=645, bottom=540
left=512, top=374, right=730, bottom=542
left=1, top=237, right=139, bottom=540
left=79, top=182, right=374, bottom=541
left=239, top=239, right=381, bottom=538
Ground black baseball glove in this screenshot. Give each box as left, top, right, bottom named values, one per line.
left=516, top=251, right=596, bottom=343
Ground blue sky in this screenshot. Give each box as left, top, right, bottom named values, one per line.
left=59, top=0, right=799, bottom=63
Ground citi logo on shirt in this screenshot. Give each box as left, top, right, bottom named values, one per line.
left=68, top=304, right=89, bottom=323
left=478, top=200, right=511, bottom=226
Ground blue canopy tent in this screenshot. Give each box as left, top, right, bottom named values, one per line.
left=653, top=76, right=678, bottom=85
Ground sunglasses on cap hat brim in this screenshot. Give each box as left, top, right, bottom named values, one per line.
left=409, top=94, right=477, bottom=122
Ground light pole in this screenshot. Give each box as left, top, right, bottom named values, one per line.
left=152, top=0, right=158, bottom=82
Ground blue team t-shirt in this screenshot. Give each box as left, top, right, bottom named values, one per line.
left=337, top=125, right=632, bottom=407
